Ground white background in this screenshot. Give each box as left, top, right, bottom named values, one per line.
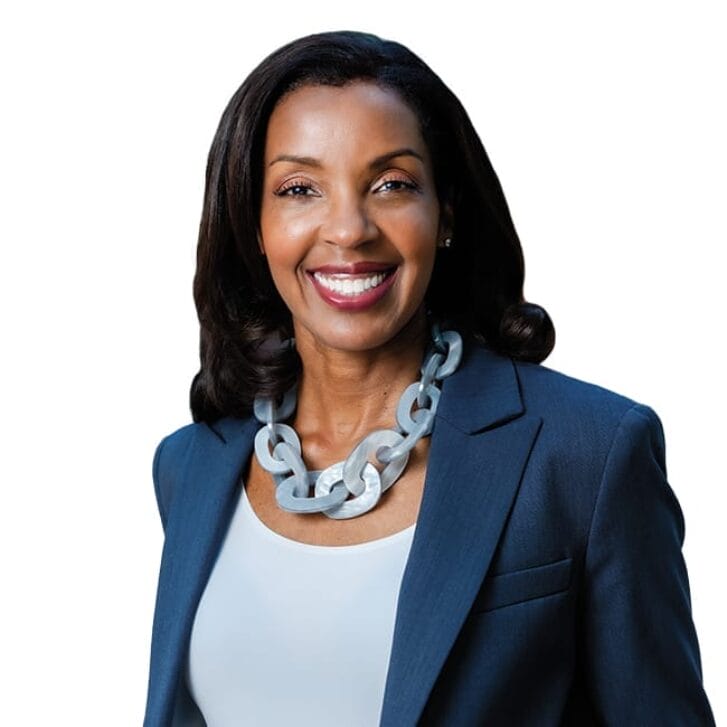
left=1, top=1, right=724, bottom=723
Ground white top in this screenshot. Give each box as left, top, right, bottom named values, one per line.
left=186, top=481, right=417, bottom=727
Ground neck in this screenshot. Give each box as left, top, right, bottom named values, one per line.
left=290, top=311, right=430, bottom=459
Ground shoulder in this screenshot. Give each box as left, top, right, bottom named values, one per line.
left=151, top=421, right=206, bottom=529
left=153, top=420, right=212, bottom=480
left=513, top=356, right=641, bottom=421
left=469, top=346, right=671, bottom=534
left=466, top=340, right=662, bottom=452
left=151, top=416, right=254, bottom=528
left=506, top=351, right=665, bottom=473
left=155, top=420, right=200, bottom=459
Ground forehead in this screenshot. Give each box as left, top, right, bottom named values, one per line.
left=263, top=81, right=429, bottom=163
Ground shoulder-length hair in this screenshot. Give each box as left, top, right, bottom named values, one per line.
left=190, top=30, right=555, bottom=423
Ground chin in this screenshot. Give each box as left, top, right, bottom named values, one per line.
left=310, top=328, right=394, bottom=353
left=295, top=309, right=427, bottom=355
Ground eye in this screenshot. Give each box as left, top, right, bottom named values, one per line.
left=375, top=176, right=420, bottom=194
left=275, top=179, right=318, bottom=197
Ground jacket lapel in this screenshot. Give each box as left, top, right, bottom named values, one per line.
left=378, top=344, right=542, bottom=726
left=150, top=341, right=541, bottom=727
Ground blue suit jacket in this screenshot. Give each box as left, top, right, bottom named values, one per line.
left=143, top=341, right=715, bottom=726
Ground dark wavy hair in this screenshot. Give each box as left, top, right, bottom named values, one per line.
left=190, top=30, right=555, bottom=423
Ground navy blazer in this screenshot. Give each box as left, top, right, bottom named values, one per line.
left=144, top=341, right=715, bottom=726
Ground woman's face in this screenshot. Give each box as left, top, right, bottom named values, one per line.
left=259, top=80, right=450, bottom=354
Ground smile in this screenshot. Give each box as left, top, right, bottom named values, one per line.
left=307, top=266, right=398, bottom=311
left=312, top=271, right=390, bottom=297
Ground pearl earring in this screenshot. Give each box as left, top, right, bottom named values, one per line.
left=439, top=236, right=453, bottom=249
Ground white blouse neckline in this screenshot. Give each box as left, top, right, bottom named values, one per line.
left=241, top=482, right=417, bottom=554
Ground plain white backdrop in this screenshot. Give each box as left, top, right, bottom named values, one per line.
left=1, top=1, right=724, bottom=723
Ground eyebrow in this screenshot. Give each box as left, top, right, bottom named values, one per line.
left=268, top=147, right=424, bottom=169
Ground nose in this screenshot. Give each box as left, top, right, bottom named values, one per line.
left=320, top=192, right=378, bottom=249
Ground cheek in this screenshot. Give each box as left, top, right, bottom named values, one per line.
left=259, top=200, right=317, bottom=260
left=259, top=227, right=310, bottom=271
left=387, top=214, right=439, bottom=268
left=383, top=198, right=440, bottom=242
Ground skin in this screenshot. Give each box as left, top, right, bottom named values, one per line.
left=249, top=81, right=453, bottom=543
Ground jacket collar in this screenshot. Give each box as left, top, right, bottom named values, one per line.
left=146, top=340, right=542, bottom=726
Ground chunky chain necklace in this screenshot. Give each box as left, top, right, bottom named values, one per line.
left=252, top=324, right=463, bottom=520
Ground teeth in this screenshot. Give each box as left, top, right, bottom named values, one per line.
left=313, top=271, right=390, bottom=297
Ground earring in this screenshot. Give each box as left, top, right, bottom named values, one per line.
left=439, top=236, right=453, bottom=249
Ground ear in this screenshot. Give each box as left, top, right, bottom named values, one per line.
left=257, top=230, right=266, bottom=256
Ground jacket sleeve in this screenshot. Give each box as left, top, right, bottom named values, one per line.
left=151, top=424, right=197, bottom=534
left=152, top=435, right=170, bottom=532
left=581, top=403, right=714, bottom=724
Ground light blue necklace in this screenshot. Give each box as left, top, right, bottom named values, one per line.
left=252, top=324, right=463, bottom=520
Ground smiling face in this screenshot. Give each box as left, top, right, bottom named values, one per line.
left=259, top=81, right=450, bottom=354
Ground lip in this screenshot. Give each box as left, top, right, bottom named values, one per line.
left=307, top=266, right=399, bottom=311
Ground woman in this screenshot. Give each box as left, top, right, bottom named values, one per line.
left=144, top=30, right=715, bottom=726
